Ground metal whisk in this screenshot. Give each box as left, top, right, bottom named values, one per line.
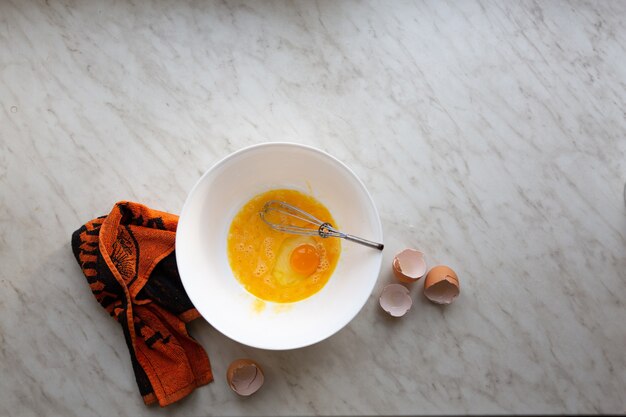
left=259, top=200, right=384, bottom=251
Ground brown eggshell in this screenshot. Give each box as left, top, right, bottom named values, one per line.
left=423, top=265, right=460, bottom=305
left=379, top=284, right=412, bottom=317
left=226, top=359, right=264, bottom=396
left=392, top=249, right=427, bottom=283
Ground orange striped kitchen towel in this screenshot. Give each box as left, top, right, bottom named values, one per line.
left=71, top=201, right=213, bottom=407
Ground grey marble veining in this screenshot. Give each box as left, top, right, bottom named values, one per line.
left=1, top=0, right=625, bottom=415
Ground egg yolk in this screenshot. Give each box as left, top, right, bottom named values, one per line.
left=289, top=244, right=320, bottom=276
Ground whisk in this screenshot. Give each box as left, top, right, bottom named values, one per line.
left=259, top=200, right=384, bottom=250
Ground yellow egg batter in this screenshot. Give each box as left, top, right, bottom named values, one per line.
left=227, top=189, right=341, bottom=303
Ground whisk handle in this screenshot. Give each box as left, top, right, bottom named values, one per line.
left=343, top=234, right=384, bottom=251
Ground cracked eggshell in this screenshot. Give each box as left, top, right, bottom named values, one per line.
left=227, top=359, right=264, bottom=396
left=379, top=284, right=412, bottom=317
left=424, top=265, right=460, bottom=305
left=392, top=249, right=427, bottom=283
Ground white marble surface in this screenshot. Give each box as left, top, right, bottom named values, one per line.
left=1, top=0, right=625, bottom=415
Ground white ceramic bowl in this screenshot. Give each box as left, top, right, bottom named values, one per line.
left=176, top=143, right=383, bottom=350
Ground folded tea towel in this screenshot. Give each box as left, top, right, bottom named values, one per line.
left=71, top=201, right=212, bottom=407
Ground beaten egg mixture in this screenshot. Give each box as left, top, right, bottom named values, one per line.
left=227, top=189, right=341, bottom=303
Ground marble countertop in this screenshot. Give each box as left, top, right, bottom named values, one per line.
left=1, top=0, right=625, bottom=415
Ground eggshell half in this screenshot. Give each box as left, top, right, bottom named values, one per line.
left=379, top=284, right=412, bottom=317
left=227, top=359, right=264, bottom=396
left=423, top=265, right=460, bottom=305
left=392, top=249, right=427, bottom=283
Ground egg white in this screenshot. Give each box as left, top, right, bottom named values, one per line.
left=271, top=236, right=318, bottom=286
